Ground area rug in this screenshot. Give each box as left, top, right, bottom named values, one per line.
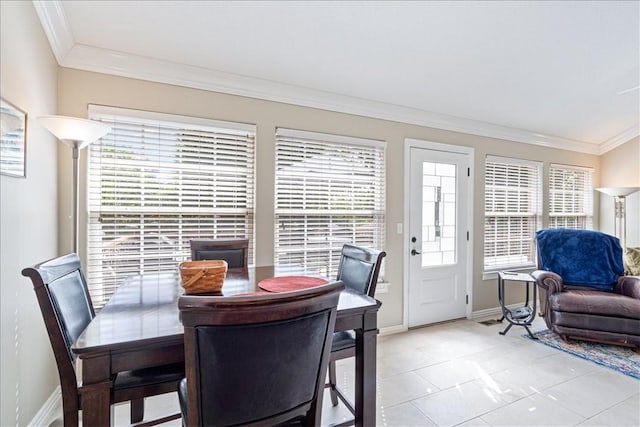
left=526, top=329, right=640, bottom=380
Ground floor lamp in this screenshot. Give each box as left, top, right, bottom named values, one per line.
left=596, top=186, right=640, bottom=250
left=38, top=115, right=111, bottom=254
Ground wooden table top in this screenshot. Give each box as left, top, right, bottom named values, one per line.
left=72, top=266, right=378, bottom=354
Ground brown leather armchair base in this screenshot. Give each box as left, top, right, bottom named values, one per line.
left=532, top=272, right=640, bottom=348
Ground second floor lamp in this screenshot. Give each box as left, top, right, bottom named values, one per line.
left=38, top=116, right=111, bottom=253
left=596, top=186, right=640, bottom=250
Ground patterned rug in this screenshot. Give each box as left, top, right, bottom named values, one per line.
left=527, top=329, right=640, bottom=380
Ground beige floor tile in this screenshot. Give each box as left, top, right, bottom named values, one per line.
left=544, top=369, right=640, bottom=418
left=377, top=346, right=441, bottom=378
left=377, top=402, right=437, bottom=426
left=456, top=417, right=492, bottom=427
left=489, top=351, right=596, bottom=393
left=415, top=357, right=494, bottom=389
left=377, top=371, right=439, bottom=407
left=578, top=394, right=640, bottom=427
left=479, top=392, right=586, bottom=426
left=411, top=380, right=509, bottom=426
left=320, top=388, right=355, bottom=426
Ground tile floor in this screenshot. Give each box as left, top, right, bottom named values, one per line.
left=54, top=316, right=640, bottom=426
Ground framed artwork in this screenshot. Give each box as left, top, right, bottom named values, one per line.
left=0, top=98, right=27, bottom=178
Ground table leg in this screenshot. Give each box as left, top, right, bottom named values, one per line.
left=355, top=315, right=378, bottom=426
left=78, top=353, right=113, bottom=426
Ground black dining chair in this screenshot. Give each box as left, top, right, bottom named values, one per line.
left=327, top=244, right=386, bottom=425
left=189, top=238, right=249, bottom=269
left=178, top=280, right=344, bottom=427
left=22, top=253, right=184, bottom=427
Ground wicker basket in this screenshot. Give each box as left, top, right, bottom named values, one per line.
left=179, top=260, right=228, bottom=294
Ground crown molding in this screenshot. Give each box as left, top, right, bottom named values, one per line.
left=35, top=0, right=635, bottom=156
left=32, top=0, right=74, bottom=64
left=60, top=44, right=606, bottom=155
left=598, top=124, right=640, bottom=155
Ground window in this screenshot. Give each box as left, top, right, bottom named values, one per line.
left=484, top=156, right=542, bottom=271
left=549, top=164, right=593, bottom=230
left=87, top=106, right=255, bottom=307
left=274, top=128, right=385, bottom=278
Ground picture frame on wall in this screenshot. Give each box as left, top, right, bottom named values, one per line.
left=0, top=98, right=27, bottom=178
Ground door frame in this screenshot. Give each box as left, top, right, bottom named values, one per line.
left=403, top=138, right=475, bottom=329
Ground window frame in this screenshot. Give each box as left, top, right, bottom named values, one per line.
left=274, top=128, right=386, bottom=279
left=548, top=163, right=594, bottom=230
left=86, top=105, right=256, bottom=307
left=483, top=155, right=542, bottom=273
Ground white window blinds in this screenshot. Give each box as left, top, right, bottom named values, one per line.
left=484, top=156, right=542, bottom=271
left=275, top=128, right=386, bottom=278
left=87, top=106, right=255, bottom=307
left=549, top=164, right=594, bottom=230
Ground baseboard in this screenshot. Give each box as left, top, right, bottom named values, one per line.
left=472, top=303, right=529, bottom=320
left=379, top=324, right=407, bottom=336
left=380, top=303, right=527, bottom=336
left=29, top=386, right=61, bottom=427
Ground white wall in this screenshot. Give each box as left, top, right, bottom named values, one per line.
left=599, top=136, right=640, bottom=247
left=0, top=2, right=59, bottom=425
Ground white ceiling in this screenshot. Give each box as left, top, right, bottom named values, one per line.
left=34, top=0, right=639, bottom=154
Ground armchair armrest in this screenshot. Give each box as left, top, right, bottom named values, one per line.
left=531, top=270, right=563, bottom=294
left=531, top=270, right=563, bottom=328
left=614, top=276, right=640, bottom=299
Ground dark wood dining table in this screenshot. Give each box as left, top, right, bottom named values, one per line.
left=72, top=266, right=381, bottom=426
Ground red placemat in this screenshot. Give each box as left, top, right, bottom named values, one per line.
left=258, top=276, right=328, bottom=293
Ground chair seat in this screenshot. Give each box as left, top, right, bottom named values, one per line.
left=550, top=290, right=640, bottom=320
left=331, top=330, right=355, bottom=352
left=115, top=363, right=185, bottom=390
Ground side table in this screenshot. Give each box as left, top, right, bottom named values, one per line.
left=497, top=271, right=537, bottom=339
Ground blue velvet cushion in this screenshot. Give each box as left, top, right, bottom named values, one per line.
left=536, top=229, right=624, bottom=291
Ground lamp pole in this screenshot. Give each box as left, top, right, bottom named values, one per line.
left=596, top=187, right=640, bottom=250
left=38, top=115, right=111, bottom=254
left=71, top=142, right=80, bottom=253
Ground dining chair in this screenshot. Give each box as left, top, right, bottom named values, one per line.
left=327, top=243, right=386, bottom=425
left=178, top=280, right=344, bottom=427
left=189, top=238, right=249, bottom=269
left=22, top=253, right=184, bottom=427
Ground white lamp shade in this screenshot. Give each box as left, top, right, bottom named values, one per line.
left=596, top=187, right=640, bottom=197
left=38, top=115, right=111, bottom=149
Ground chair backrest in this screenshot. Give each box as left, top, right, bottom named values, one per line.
left=21, top=253, right=95, bottom=418
left=536, top=228, right=624, bottom=291
left=179, top=280, right=343, bottom=427
left=189, top=238, right=249, bottom=269
left=337, top=243, right=386, bottom=297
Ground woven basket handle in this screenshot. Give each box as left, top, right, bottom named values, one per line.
left=183, top=269, right=206, bottom=288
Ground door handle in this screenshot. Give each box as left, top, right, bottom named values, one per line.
left=411, top=249, right=421, bottom=256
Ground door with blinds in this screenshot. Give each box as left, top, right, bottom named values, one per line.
left=408, top=144, right=470, bottom=327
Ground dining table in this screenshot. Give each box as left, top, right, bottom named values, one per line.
left=72, top=265, right=381, bottom=426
